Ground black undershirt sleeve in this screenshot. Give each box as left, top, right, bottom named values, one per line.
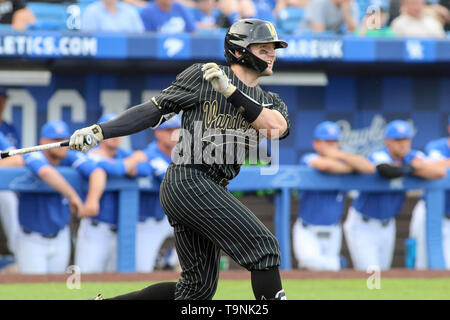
left=376, top=163, right=414, bottom=179
left=98, top=100, right=164, bottom=139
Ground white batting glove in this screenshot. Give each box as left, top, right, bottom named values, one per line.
left=69, top=124, right=103, bottom=153
left=201, top=63, right=236, bottom=98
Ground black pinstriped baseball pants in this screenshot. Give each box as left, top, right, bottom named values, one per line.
left=160, top=165, right=281, bottom=300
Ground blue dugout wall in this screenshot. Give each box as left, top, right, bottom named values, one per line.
left=0, top=166, right=447, bottom=271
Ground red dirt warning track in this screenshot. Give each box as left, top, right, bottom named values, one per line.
left=1, top=269, right=450, bottom=284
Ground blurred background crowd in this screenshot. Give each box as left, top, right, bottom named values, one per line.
left=0, top=0, right=449, bottom=37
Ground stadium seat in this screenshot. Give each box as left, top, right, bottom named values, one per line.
left=27, top=2, right=68, bottom=30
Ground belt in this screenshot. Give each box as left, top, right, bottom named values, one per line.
left=91, top=220, right=118, bottom=233
left=21, top=227, right=58, bottom=239
left=362, top=215, right=391, bottom=227
left=184, top=164, right=229, bottom=187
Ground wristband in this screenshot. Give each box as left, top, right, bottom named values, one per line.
left=226, top=88, right=264, bottom=123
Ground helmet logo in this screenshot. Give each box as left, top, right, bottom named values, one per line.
left=266, top=22, right=277, bottom=38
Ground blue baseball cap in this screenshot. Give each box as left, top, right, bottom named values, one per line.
left=41, top=120, right=70, bottom=139
left=385, top=120, right=413, bottom=139
left=0, top=88, right=7, bottom=97
left=157, top=114, right=181, bottom=130
left=314, top=121, right=340, bottom=140
left=98, top=113, right=117, bottom=124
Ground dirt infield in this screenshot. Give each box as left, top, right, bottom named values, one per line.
left=1, top=269, right=450, bottom=284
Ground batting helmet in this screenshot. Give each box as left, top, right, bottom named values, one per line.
left=224, top=19, right=288, bottom=73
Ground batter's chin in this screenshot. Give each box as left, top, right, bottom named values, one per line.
left=260, top=68, right=273, bottom=77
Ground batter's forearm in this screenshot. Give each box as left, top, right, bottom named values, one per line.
left=99, top=100, right=165, bottom=139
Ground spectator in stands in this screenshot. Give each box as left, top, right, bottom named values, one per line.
left=0, top=131, right=23, bottom=266
left=274, top=0, right=308, bottom=34
left=131, top=115, right=181, bottom=272
left=344, top=120, right=446, bottom=271
left=81, top=0, right=144, bottom=33
left=0, top=0, right=35, bottom=31
left=215, top=0, right=240, bottom=28
left=439, top=0, right=450, bottom=30
left=190, top=0, right=220, bottom=30
left=355, top=0, right=397, bottom=36
left=409, top=116, right=450, bottom=270
left=140, top=0, right=196, bottom=33
left=425, top=0, right=450, bottom=31
left=16, top=120, right=106, bottom=274
left=390, top=0, right=446, bottom=37
left=299, top=0, right=360, bottom=34
left=0, top=88, right=21, bottom=268
left=292, top=121, right=375, bottom=271
left=75, top=114, right=147, bottom=273
left=238, top=0, right=276, bottom=22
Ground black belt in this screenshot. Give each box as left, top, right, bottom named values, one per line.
left=91, top=220, right=118, bottom=233
left=184, top=164, right=229, bottom=187
left=22, top=227, right=58, bottom=239
left=362, top=215, right=391, bottom=227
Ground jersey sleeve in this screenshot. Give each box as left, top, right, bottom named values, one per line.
left=153, top=63, right=202, bottom=114
left=0, top=132, right=14, bottom=151
left=136, top=162, right=152, bottom=177
left=97, top=159, right=126, bottom=177
left=368, top=150, right=391, bottom=165
left=268, top=92, right=290, bottom=139
left=150, top=157, right=170, bottom=181
left=404, top=150, right=426, bottom=164
left=425, top=140, right=447, bottom=161
left=300, top=153, right=318, bottom=167
left=23, top=152, right=50, bottom=174
left=67, top=150, right=98, bottom=178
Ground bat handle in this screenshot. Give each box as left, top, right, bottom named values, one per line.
left=60, top=135, right=93, bottom=148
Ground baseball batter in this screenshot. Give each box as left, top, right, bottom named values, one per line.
left=409, top=117, right=450, bottom=269
left=70, top=19, right=290, bottom=300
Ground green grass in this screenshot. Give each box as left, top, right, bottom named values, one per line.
left=1, top=278, right=450, bottom=300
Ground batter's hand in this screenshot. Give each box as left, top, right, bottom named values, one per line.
left=202, top=63, right=236, bottom=98
left=69, top=124, right=103, bottom=153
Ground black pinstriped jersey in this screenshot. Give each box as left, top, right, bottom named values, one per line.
left=152, top=63, right=290, bottom=180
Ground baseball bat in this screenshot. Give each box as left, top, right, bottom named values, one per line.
left=0, top=135, right=93, bottom=159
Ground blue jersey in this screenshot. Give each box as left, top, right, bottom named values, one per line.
left=352, top=147, right=425, bottom=220
left=0, top=131, right=14, bottom=151
left=189, top=7, right=220, bottom=26
left=140, top=2, right=196, bottom=33
left=20, top=150, right=97, bottom=235
left=87, top=147, right=148, bottom=226
left=0, top=121, right=20, bottom=148
left=297, top=153, right=345, bottom=225
left=425, top=137, right=450, bottom=214
left=139, top=141, right=170, bottom=221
